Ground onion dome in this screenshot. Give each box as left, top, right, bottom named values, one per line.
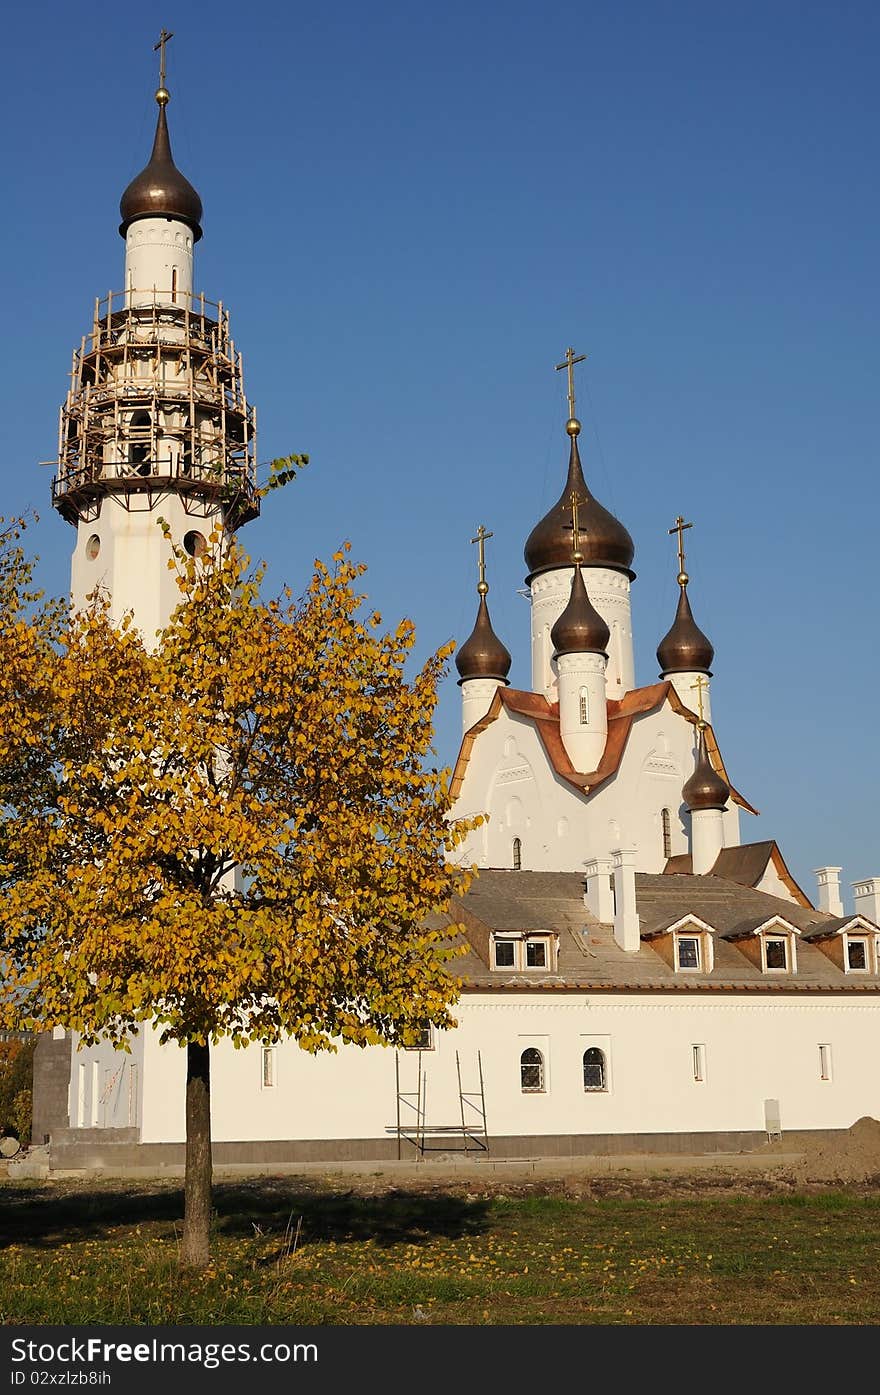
left=120, top=92, right=203, bottom=241
left=551, top=565, right=610, bottom=657
left=657, top=583, right=714, bottom=675
left=456, top=594, right=512, bottom=684
left=682, top=726, right=729, bottom=811
left=524, top=422, right=635, bottom=581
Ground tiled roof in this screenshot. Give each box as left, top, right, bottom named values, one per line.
left=443, top=868, right=880, bottom=994
left=664, top=840, right=813, bottom=908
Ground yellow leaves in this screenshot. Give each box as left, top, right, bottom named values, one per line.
left=1, top=527, right=464, bottom=1054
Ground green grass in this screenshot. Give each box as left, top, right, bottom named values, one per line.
left=2, top=1176, right=880, bottom=1324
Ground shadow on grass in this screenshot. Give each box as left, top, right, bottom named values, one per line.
left=0, top=1177, right=492, bottom=1254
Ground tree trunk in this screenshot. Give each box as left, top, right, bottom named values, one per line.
left=181, top=1039, right=212, bottom=1269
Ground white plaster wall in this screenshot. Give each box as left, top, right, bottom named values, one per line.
left=461, top=677, right=503, bottom=734
left=668, top=671, right=712, bottom=724
left=67, top=1031, right=144, bottom=1131
left=452, top=698, right=735, bottom=873
left=134, top=994, right=880, bottom=1144
left=755, top=860, right=800, bottom=905
left=557, top=651, right=607, bottom=774
left=125, top=218, right=194, bottom=306
left=72, top=495, right=225, bottom=640
left=530, top=567, right=634, bottom=700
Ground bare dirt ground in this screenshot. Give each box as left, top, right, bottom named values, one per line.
left=197, top=1116, right=880, bottom=1202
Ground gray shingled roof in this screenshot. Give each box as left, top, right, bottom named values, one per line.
left=444, top=868, right=880, bottom=994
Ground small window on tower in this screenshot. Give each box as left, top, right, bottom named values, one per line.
left=171, top=266, right=178, bottom=304
left=579, top=688, right=589, bottom=725
left=85, top=534, right=101, bottom=561
left=183, top=531, right=208, bottom=558
left=661, top=808, right=672, bottom=860
left=512, top=837, right=522, bottom=871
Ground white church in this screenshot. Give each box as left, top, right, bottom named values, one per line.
left=33, top=54, right=880, bottom=1169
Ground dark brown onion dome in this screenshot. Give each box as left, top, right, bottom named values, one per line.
left=119, top=98, right=203, bottom=241
left=524, top=424, right=635, bottom=581
left=682, top=726, right=729, bottom=811
left=657, top=584, right=714, bottom=675
left=456, top=595, right=512, bottom=684
left=551, top=565, right=610, bottom=657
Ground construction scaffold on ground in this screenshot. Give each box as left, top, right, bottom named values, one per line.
left=392, top=1050, right=489, bottom=1158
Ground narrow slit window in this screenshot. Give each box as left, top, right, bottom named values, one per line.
left=171, top=266, right=178, bottom=304
left=692, top=1044, right=706, bottom=1082
left=661, top=807, right=672, bottom=859
left=579, top=688, right=589, bottom=725
left=512, top=837, right=522, bottom=871
left=819, top=1044, right=832, bottom=1081
left=262, top=1047, right=276, bottom=1088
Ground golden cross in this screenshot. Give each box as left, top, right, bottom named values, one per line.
left=690, top=674, right=709, bottom=726
left=470, top=524, right=493, bottom=595
left=566, top=489, right=584, bottom=563
left=555, top=346, right=587, bottom=420
left=669, top=515, right=693, bottom=583
left=154, top=28, right=174, bottom=89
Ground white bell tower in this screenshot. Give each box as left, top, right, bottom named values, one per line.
left=52, top=33, right=259, bottom=640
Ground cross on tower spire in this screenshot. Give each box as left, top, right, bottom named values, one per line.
left=690, top=674, right=709, bottom=727
left=565, top=489, right=584, bottom=564
left=470, top=524, right=493, bottom=596
left=154, top=28, right=174, bottom=101
left=555, top=346, right=587, bottom=424
left=669, top=515, right=693, bottom=586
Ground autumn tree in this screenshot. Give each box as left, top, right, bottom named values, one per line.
left=0, top=530, right=472, bottom=1267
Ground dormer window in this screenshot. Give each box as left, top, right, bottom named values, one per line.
left=764, top=936, right=789, bottom=971
left=846, top=937, right=869, bottom=972
left=492, top=933, right=557, bottom=972
left=676, top=935, right=701, bottom=971
left=643, top=914, right=715, bottom=973
left=494, top=939, right=516, bottom=969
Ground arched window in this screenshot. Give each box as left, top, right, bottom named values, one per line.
left=129, top=411, right=152, bottom=476
left=520, top=1047, right=544, bottom=1092
left=579, top=687, right=589, bottom=725
left=583, top=1047, right=606, bottom=1092
left=661, top=807, right=672, bottom=860
left=512, top=837, right=522, bottom=871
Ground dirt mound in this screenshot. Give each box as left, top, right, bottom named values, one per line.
left=795, top=1116, right=880, bottom=1184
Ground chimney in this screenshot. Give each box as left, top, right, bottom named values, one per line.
left=610, top=847, right=640, bottom=953
left=813, top=866, right=844, bottom=917
left=852, top=877, right=880, bottom=926
left=584, top=857, right=614, bottom=922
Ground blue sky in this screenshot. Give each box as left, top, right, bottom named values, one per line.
left=3, top=2, right=878, bottom=902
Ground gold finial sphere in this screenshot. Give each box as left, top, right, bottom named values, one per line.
left=566, top=417, right=581, bottom=437
left=155, top=86, right=170, bottom=106
left=678, top=571, right=689, bottom=587
left=573, top=550, right=584, bottom=565
left=477, top=580, right=489, bottom=596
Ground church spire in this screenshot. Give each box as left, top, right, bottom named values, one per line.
left=119, top=30, right=203, bottom=241
left=456, top=526, right=511, bottom=734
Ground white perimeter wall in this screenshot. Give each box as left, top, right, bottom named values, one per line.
left=64, top=993, right=880, bottom=1144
